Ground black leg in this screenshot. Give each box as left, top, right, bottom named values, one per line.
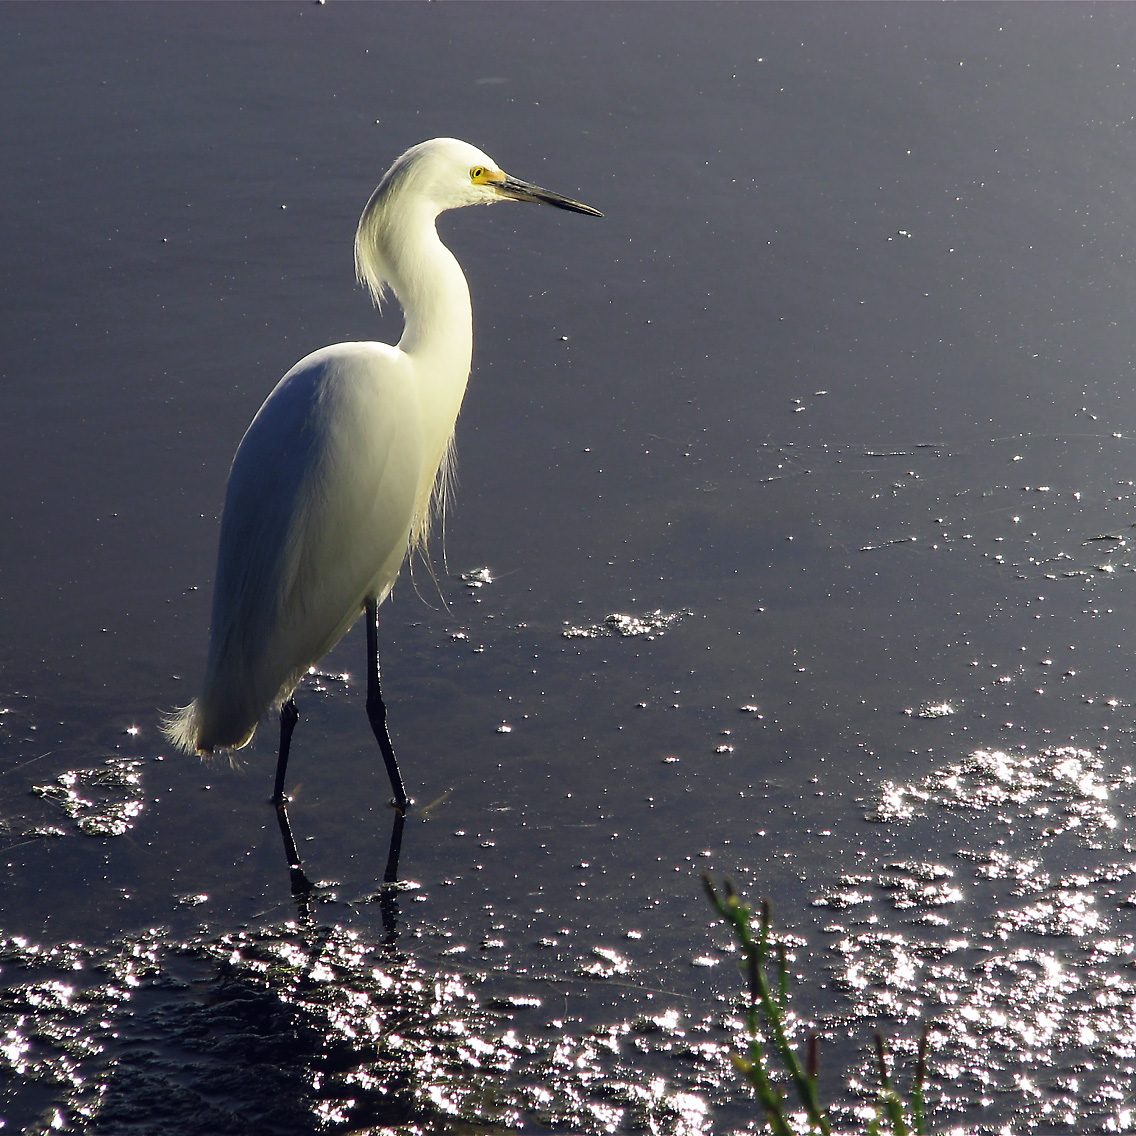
left=272, top=697, right=313, bottom=896
left=273, top=696, right=299, bottom=804
left=365, top=597, right=409, bottom=810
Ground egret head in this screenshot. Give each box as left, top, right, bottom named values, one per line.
left=376, top=137, right=602, bottom=216
left=356, top=138, right=601, bottom=304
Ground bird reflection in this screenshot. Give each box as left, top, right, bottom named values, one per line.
left=274, top=795, right=406, bottom=940
left=376, top=809, right=407, bottom=946
left=273, top=796, right=314, bottom=897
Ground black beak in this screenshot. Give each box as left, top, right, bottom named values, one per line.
left=498, top=175, right=603, bottom=217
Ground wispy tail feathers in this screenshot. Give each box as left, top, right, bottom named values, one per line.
left=161, top=700, right=205, bottom=755
left=160, top=696, right=259, bottom=755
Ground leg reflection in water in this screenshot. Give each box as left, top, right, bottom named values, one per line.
left=377, top=809, right=406, bottom=946
left=274, top=792, right=407, bottom=938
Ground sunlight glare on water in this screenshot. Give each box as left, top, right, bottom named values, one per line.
left=821, top=743, right=1136, bottom=1130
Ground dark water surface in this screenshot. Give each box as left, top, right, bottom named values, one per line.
left=4, top=3, right=1136, bottom=1132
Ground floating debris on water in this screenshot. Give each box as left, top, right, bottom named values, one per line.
left=562, top=609, right=689, bottom=640
left=174, top=893, right=210, bottom=908
left=578, top=945, right=632, bottom=978
left=812, top=888, right=873, bottom=910
left=903, top=701, right=956, bottom=718
left=860, top=536, right=918, bottom=551
left=305, top=668, right=352, bottom=693
left=461, top=566, right=494, bottom=588
left=31, top=757, right=145, bottom=837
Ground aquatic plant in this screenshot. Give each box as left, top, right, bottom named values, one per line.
left=703, top=876, right=929, bottom=1135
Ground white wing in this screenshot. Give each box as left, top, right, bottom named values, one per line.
left=190, top=341, right=425, bottom=751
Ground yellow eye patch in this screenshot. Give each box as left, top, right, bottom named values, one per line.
left=471, top=166, right=500, bottom=185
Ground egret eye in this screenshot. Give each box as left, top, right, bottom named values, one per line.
left=471, top=166, right=486, bottom=182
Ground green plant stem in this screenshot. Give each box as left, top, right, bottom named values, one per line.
left=704, top=877, right=833, bottom=1136
left=705, top=877, right=932, bottom=1136
left=912, top=1023, right=929, bottom=1136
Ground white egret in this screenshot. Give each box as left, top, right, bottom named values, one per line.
left=164, top=137, right=601, bottom=812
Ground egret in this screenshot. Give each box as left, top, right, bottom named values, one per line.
left=164, top=137, right=601, bottom=813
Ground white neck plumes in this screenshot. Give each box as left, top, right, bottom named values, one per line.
left=353, top=163, right=475, bottom=554
left=354, top=181, right=473, bottom=369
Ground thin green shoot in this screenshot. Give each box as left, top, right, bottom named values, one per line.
left=703, top=876, right=931, bottom=1135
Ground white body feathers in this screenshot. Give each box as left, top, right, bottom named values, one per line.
left=166, top=139, right=482, bottom=754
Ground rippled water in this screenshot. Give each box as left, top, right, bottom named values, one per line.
left=6, top=3, right=1136, bottom=1133
left=825, top=744, right=1136, bottom=1132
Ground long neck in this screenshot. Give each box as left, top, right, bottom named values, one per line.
left=357, top=198, right=473, bottom=543
left=363, top=200, right=473, bottom=378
